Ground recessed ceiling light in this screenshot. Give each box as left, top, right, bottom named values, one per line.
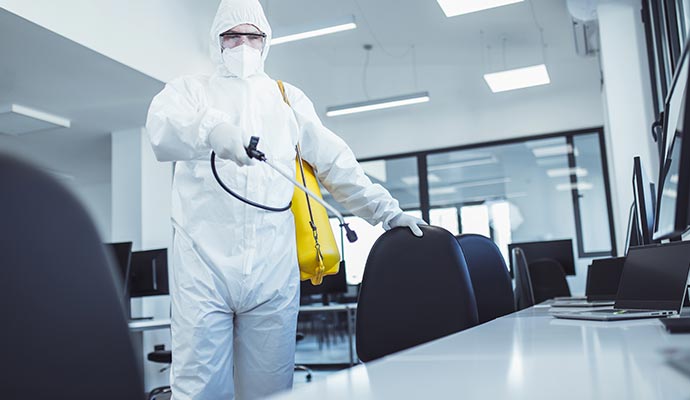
left=484, top=64, right=551, bottom=93
left=272, top=16, right=357, bottom=45
left=437, top=0, right=524, bottom=17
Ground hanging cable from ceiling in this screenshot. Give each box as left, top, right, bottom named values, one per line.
left=362, top=44, right=372, bottom=99
left=528, top=0, right=548, bottom=64
left=351, top=0, right=414, bottom=59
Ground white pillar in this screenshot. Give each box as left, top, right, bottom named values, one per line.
left=111, top=127, right=173, bottom=392
left=597, top=0, right=658, bottom=254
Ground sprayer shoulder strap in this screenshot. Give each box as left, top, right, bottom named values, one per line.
left=277, top=80, right=323, bottom=261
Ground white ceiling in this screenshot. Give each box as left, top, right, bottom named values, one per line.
left=0, top=0, right=601, bottom=186
left=0, top=8, right=163, bottom=184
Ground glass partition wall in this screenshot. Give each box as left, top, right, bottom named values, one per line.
left=322, top=128, right=615, bottom=286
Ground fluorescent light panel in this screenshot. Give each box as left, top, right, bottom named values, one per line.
left=556, top=182, right=593, bottom=192
left=531, top=144, right=574, bottom=158
left=326, top=92, right=430, bottom=117
left=401, top=174, right=441, bottom=186
left=0, top=104, right=71, bottom=135
left=428, top=156, right=498, bottom=171
left=546, top=167, right=588, bottom=178
left=437, top=0, right=524, bottom=17
left=272, top=16, right=356, bottom=45
left=484, top=64, right=551, bottom=93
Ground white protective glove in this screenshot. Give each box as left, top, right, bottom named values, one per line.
left=208, top=122, right=255, bottom=167
left=387, top=213, right=427, bottom=237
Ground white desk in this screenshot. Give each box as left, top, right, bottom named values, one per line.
left=128, top=318, right=171, bottom=332
left=299, top=303, right=357, bottom=366
left=271, top=306, right=690, bottom=399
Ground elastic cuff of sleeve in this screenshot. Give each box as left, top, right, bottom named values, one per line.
left=199, top=108, right=233, bottom=146
left=382, top=210, right=403, bottom=230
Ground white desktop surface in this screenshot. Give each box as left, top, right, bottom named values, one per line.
left=128, top=318, right=171, bottom=332
left=271, top=307, right=690, bottom=399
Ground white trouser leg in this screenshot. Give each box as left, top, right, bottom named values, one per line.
left=233, top=282, right=300, bottom=399
left=170, top=236, right=235, bottom=400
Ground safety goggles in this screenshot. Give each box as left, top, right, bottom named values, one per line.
left=220, top=31, right=267, bottom=51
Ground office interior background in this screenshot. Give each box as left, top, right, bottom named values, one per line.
left=2, top=0, right=690, bottom=396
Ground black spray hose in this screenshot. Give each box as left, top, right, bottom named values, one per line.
left=210, top=138, right=291, bottom=212
left=244, top=136, right=358, bottom=243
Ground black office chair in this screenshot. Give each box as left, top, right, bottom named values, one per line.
left=0, top=153, right=145, bottom=399
left=294, top=333, right=313, bottom=382
left=147, top=345, right=172, bottom=399
left=512, top=247, right=536, bottom=311
left=528, top=258, right=572, bottom=303
left=356, top=226, right=479, bottom=362
left=456, top=234, right=515, bottom=323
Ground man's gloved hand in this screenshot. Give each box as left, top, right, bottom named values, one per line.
left=387, top=213, right=427, bottom=237
left=209, top=123, right=255, bottom=167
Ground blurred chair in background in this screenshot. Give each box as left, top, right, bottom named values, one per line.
left=456, top=234, right=515, bottom=323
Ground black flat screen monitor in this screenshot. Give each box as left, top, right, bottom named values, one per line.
left=655, top=38, right=690, bottom=240
left=585, top=257, right=625, bottom=301
left=301, top=261, right=347, bottom=304
left=631, top=156, right=656, bottom=246
left=614, top=241, right=690, bottom=311
left=105, top=242, right=133, bottom=295
left=508, top=239, right=576, bottom=276
left=129, top=248, right=169, bottom=297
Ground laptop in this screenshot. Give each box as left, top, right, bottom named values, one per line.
left=552, top=241, right=690, bottom=321
left=551, top=257, right=626, bottom=308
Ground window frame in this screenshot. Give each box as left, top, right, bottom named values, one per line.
left=354, top=126, right=617, bottom=257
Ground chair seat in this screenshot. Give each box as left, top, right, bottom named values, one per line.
left=147, top=350, right=172, bottom=364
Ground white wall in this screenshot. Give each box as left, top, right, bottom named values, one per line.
left=0, top=0, right=217, bottom=82
left=597, top=0, right=657, bottom=254
left=69, top=182, right=112, bottom=242
left=111, top=128, right=173, bottom=392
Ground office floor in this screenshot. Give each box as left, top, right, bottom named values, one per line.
left=292, top=333, right=354, bottom=389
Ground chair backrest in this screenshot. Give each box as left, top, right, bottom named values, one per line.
left=0, top=154, right=144, bottom=399
left=356, top=225, right=478, bottom=362
left=512, top=247, right=536, bottom=311
left=528, top=258, right=572, bottom=303
left=456, top=234, right=514, bottom=323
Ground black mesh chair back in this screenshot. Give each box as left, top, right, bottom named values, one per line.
left=456, top=234, right=514, bottom=323
left=0, top=154, right=145, bottom=399
left=356, top=226, right=479, bottom=362
left=528, top=258, right=572, bottom=303
left=512, top=247, right=536, bottom=311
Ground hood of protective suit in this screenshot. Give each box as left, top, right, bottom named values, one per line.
left=210, top=0, right=272, bottom=76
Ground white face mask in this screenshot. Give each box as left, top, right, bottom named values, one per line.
left=222, top=45, right=262, bottom=79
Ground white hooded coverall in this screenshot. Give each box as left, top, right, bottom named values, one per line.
left=146, top=0, right=404, bottom=398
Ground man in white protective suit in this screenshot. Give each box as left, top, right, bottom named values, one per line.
left=145, top=0, right=426, bottom=398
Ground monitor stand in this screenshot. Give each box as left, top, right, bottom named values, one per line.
left=321, top=294, right=331, bottom=306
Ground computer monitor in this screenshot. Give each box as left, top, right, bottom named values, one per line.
left=585, top=257, right=625, bottom=301
left=300, top=261, right=347, bottom=305
left=654, top=39, right=690, bottom=240
left=507, top=239, right=576, bottom=276
left=129, top=248, right=169, bottom=297
left=631, top=156, right=656, bottom=246
left=105, top=242, right=133, bottom=294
